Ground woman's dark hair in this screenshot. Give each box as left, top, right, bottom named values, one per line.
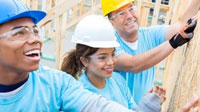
left=61, top=44, right=98, bottom=79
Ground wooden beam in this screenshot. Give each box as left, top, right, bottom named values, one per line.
left=65, top=4, right=101, bottom=30
left=22, top=0, right=31, bottom=8
left=54, top=13, right=67, bottom=69
left=44, top=0, right=52, bottom=38
left=80, top=1, right=84, bottom=16
left=72, top=5, right=78, bottom=20
left=164, top=0, right=175, bottom=24
left=151, top=0, right=161, bottom=25
left=140, top=1, right=170, bottom=11
left=38, top=0, right=82, bottom=26
left=138, top=0, right=150, bottom=27
left=31, top=0, right=38, bottom=10
left=162, top=0, right=199, bottom=111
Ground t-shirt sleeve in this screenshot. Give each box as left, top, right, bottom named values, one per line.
left=80, top=94, right=134, bottom=112
left=60, top=74, right=93, bottom=112
left=141, top=25, right=169, bottom=47
left=137, top=93, right=161, bottom=112
left=115, top=45, right=125, bottom=58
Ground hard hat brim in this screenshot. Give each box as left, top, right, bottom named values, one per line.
left=72, top=35, right=120, bottom=48
left=0, top=10, right=46, bottom=24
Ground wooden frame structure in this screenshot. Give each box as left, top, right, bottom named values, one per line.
left=23, top=0, right=174, bottom=69
left=23, top=0, right=101, bottom=68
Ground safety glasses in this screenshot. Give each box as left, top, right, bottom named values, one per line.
left=0, top=26, right=40, bottom=41
left=110, top=5, right=137, bottom=20
left=88, top=53, right=116, bottom=63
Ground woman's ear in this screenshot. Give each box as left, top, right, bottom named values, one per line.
left=80, top=57, right=88, bottom=67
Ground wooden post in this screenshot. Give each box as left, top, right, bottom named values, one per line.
left=31, top=0, right=38, bottom=10
left=151, top=0, right=161, bottom=25
left=80, top=1, right=84, bottom=16
left=137, top=0, right=150, bottom=27
left=22, top=0, right=31, bottom=8
left=55, top=13, right=67, bottom=69
left=164, top=0, right=175, bottom=24
left=72, top=5, right=78, bottom=20
left=45, top=0, right=53, bottom=38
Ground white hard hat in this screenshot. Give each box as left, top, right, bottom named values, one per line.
left=72, top=15, right=120, bottom=48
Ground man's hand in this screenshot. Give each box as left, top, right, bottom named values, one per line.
left=169, top=18, right=197, bottom=49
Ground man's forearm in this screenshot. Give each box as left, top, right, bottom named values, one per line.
left=115, top=41, right=174, bottom=73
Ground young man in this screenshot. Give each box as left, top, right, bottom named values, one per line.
left=101, top=0, right=199, bottom=103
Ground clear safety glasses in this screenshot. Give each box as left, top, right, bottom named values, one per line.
left=88, top=53, right=116, bottom=63
left=110, top=5, right=137, bottom=20
left=0, top=26, right=40, bottom=41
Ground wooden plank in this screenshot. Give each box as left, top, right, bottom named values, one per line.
left=72, top=5, right=78, bottom=20
left=136, top=0, right=142, bottom=16
left=164, top=0, right=175, bottom=24
left=51, top=0, right=55, bottom=7
left=141, top=1, right=170, bottom=12
left=38, top=0, right=82, bottom=26
left=55, top=13, right=66, bottom=69
left=31, top=0, right=38, bottom=10
left=23, top=0, right=31, bottom=8
left=91, top=0, right=96, bottom=8
left=151, top=0, right=161, bottom=25
left=162, top=0, right=199, bottom=111
left=164, top=21, right=200, bottom=111
left=44, top=0, right=52, bottom=38
left=65, top=4, right=101, bottom=30
left=59, top=12, right=67, bottom=69
left=80, top=1, right=84, bottom=16
left=137, top=0, right=150, bottom=27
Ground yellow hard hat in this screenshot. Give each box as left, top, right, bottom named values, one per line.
left=101, top=0, right=135, bottom=16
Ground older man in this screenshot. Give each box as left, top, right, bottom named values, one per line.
left=101, top=0, right=199, bottom=103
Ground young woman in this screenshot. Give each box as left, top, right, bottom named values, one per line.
left=61, top=15, right=166, bottom=111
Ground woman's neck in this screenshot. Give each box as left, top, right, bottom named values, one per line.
left=86, top=72, right=106, bottom=89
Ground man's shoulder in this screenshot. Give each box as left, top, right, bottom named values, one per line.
left=139, top=25, right=169, bottom=32
left=31, top=64, right=77, bottom=87
left=36, top=64, right=63, bottom=74
left=33, top=64, right=73, bottom=80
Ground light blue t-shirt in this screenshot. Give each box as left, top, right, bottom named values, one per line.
left=115, top=25, right=169, bottom=104
left=78, top=72, right=137, bottom=109
left=0, top=65, right=92, bottom=112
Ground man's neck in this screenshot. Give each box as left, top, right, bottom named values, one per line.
left=0, top=67, right=28, bottom=85
left=118, top=31, right=139, bottom=43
